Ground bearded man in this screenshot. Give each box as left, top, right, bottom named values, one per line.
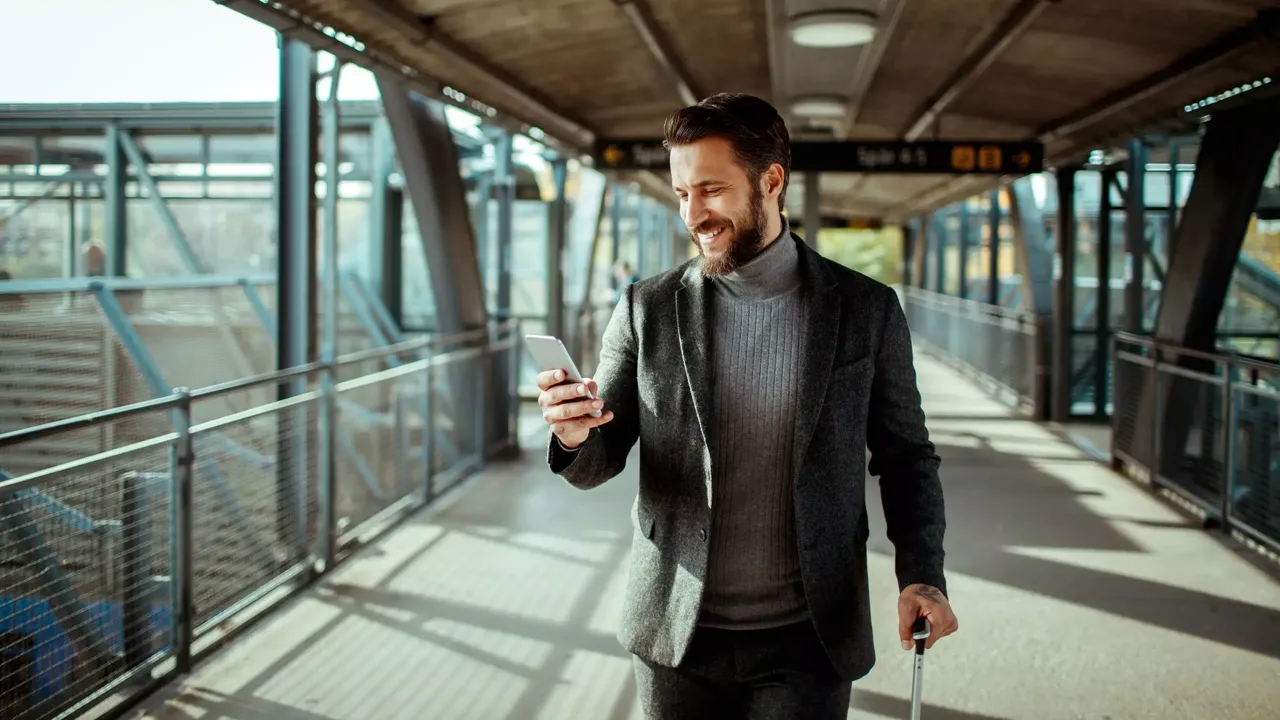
left=536, top=93, right=958, bottom=719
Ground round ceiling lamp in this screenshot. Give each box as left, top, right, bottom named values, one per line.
left=791, top=95, right=848, bottom=119
left=789, top=9, right=879, bottom=48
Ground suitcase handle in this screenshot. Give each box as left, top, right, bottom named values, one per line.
left=911, top=617, right=931, bottom=655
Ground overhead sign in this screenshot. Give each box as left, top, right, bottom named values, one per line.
left=594, top=139, right=1043, bottom=175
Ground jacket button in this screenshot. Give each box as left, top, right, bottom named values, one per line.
left=699, top=528, right=707, bottom=541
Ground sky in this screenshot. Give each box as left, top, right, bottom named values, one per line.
left=0, top=0, right=380, bottom=103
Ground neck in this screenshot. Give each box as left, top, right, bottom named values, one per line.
left=712, top=214, right=799, bottom=300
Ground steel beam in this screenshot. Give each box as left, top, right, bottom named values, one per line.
left=957, top=202, right=971, bottom=299
left=377, top=72, right=487, bottom=334
left=903, top=0, right=1054, bottom=141
left=614, top=0, right=701, bottom=106
left=803, top=172, right=821, bottom=243
left=490, top=129, right=515, bottom=319
left=334, top=0, right=594, bottom=150
left=842, top=0, right=909, bottom=136
left=1039, top=10, right=1280, bottom=143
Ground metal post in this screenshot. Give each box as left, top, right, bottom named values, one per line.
left=493, top=130, right=515, bottom=317
left=120, top=472, right=153, bottom=668
left=475, top=348, right=489, bottom=466
left=170, top=389, right=194, bottom=674
left=1096, top=169, right=1115, bottom=419
left=422, top=361, right=435, bottom=503
left=957, top=202, right=971, bottom=299
left=317, top=61, right=344, bottom=571
left=103, top=124, right=127, bottom=277
left=1052, top=167, right=1078, bottom=422
left=1220, top=367, right=1235, bottom=529
left=803, top=171, right=821, bottom=243
left=987, top=191, right=1000, bottom=305
left=1123, top=140, right=1148, bottom=334
left=547, top=157, right=568, bottom=339
left=511, top=319, right=522, bottom=447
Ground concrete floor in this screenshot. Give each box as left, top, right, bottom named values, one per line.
left=128, top=353, right=1280, bottom=720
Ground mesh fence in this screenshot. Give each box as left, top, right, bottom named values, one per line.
left=0, top=436, right=174, bottom=720
left=187, top=388, right=319, bottom=628
left=1230, top=383, right=1280, bottom=549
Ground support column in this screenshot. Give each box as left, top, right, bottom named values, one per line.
left=912, top=214, right=929, bottom=290
left=103, top=124, right=127, bottom=277
left=1123, top=140, right=1148, bottom=334
left=274, top=38, right=318, bottom=561
left=1052, top=167, right=1078, bottom=422
left=931, top=214, right=946, bottom=293
left=803, top=171, right=821, bottom=243
left=900, top=219, right=915, bottom=289
left=1096, top=167, right=1115, bottom=418
left=987, top=190, right=1000, bottom=305
left=1143, top=97, right=1280, bottom=478
left=1006, top=175, right=1056, bottom=419
left=491, top=130, right=515, bottom=319
left=368, top=116, right=403, bottom=327
left=957, top=202, right=971, bottom=299
left=546, top=156, right=568, bottom=340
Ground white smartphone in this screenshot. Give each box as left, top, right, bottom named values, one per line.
left=523, top=334, right=602, bottom=417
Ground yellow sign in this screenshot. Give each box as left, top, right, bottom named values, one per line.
left=1012, top=149, right=1032, bottom=169
left=950, top=146, right=975, bottom=172
left=602, top=144, right=625, bottom=166
left=978, top=146, right=1002, bottom=172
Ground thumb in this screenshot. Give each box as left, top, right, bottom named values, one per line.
left=898, top=599, right=918, bottom=651
left=585, top=378, right=598, bottom=395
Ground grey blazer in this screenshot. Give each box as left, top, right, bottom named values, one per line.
left=546, top=233, right=946, bottom=681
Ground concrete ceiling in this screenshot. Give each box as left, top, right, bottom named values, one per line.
left=220, top=0, right=1280, bottom=223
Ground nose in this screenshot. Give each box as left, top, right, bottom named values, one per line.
left=683, top=196, right=708, bottom=230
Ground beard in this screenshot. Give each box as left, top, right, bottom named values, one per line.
left=691, top=182, right=771, bottom=278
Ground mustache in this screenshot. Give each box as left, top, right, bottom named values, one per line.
left=690, top=220, right=731, bottom=234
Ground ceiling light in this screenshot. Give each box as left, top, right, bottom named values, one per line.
left=791, top=95, right=848, bottom=119
left=789, top=9, right=879, bottom=48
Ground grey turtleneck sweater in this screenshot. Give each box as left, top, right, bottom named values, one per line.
left=699, top=218, right=810, bottom=630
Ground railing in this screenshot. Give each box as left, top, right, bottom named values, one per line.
left=0, top=319, right=521, bottom=720
left=900, top=286, right=1043, bottom=413
left=1110, top=332, right=1280, bottom=556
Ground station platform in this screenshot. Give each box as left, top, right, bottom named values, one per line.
left=124, top=352, right=1280, bottom=720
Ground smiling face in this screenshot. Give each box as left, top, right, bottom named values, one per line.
left=670, top=136, right=785, bottom=277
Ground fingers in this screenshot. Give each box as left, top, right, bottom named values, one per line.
left=551, top=411, right=614, bottom=436
left=924, top=610, right=959, bottom=650
left=897, top=598, right=918, bottom=650
left=535, top=369, right=566, bottom=392
left=544, top=398, right=605, bottom=422
left=542, top=381, right=596, bottom=407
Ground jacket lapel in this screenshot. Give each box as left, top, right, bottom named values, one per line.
left=791, top=235, right=841, bottom=478
left=675, top=266, right=715, bottom=455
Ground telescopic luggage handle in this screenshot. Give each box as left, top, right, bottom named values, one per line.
left=909, top=617, right=931, bottom=720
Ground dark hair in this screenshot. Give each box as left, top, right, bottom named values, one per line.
left=662, top=93, right=791, bottom=209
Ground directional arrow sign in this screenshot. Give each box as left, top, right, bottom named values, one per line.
left=594, top=139, right=1045, bottom=175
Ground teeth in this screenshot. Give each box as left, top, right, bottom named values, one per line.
left=697, top=228, right=723, bottom=242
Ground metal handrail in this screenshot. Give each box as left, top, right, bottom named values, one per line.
left=0, top=274, right=276, bottom=294
left=0, top=318, right=519, bottom=449
left=1113, top=330, right=1280, bottom=376
left=901, top=285, right=1034, bottom=323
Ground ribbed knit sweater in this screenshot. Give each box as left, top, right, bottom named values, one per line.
left=698, top=220, right=810, bottom=629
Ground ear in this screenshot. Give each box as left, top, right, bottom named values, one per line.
left=760, top=163, right=785, bottom=200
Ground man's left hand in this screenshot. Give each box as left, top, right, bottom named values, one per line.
left=897, top=583, right=957, bottom=650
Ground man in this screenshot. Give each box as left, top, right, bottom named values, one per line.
left=537, top=93, right=957, bottom=718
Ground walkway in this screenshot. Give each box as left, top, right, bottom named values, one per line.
left=127, top=354, right=1280, bottom=720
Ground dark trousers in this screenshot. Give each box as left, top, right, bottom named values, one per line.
left=633, top=620, right=851, bottom=719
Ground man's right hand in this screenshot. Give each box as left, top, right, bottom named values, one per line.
left=536, top=369, right=614, bottom=449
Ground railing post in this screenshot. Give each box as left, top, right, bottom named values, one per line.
left=475, top=345, right=488, bottom=468
left=169, top=388, right=194, bottom=675
left=1220, top=364, right=1236, bottom=531
left=318, top=366, right=338, bottom=572
left=120, top=472, right=153, bottom=669
left=1150, top=342, right=1162, bottom=478
left=423, top=360, right=435, bottom=504
left=510, top=319, right=522, bottom=449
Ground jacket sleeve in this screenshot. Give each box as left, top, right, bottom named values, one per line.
left=545, top=283, right=641, bottom=489
left=867, top=286, right=948, bottom=597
